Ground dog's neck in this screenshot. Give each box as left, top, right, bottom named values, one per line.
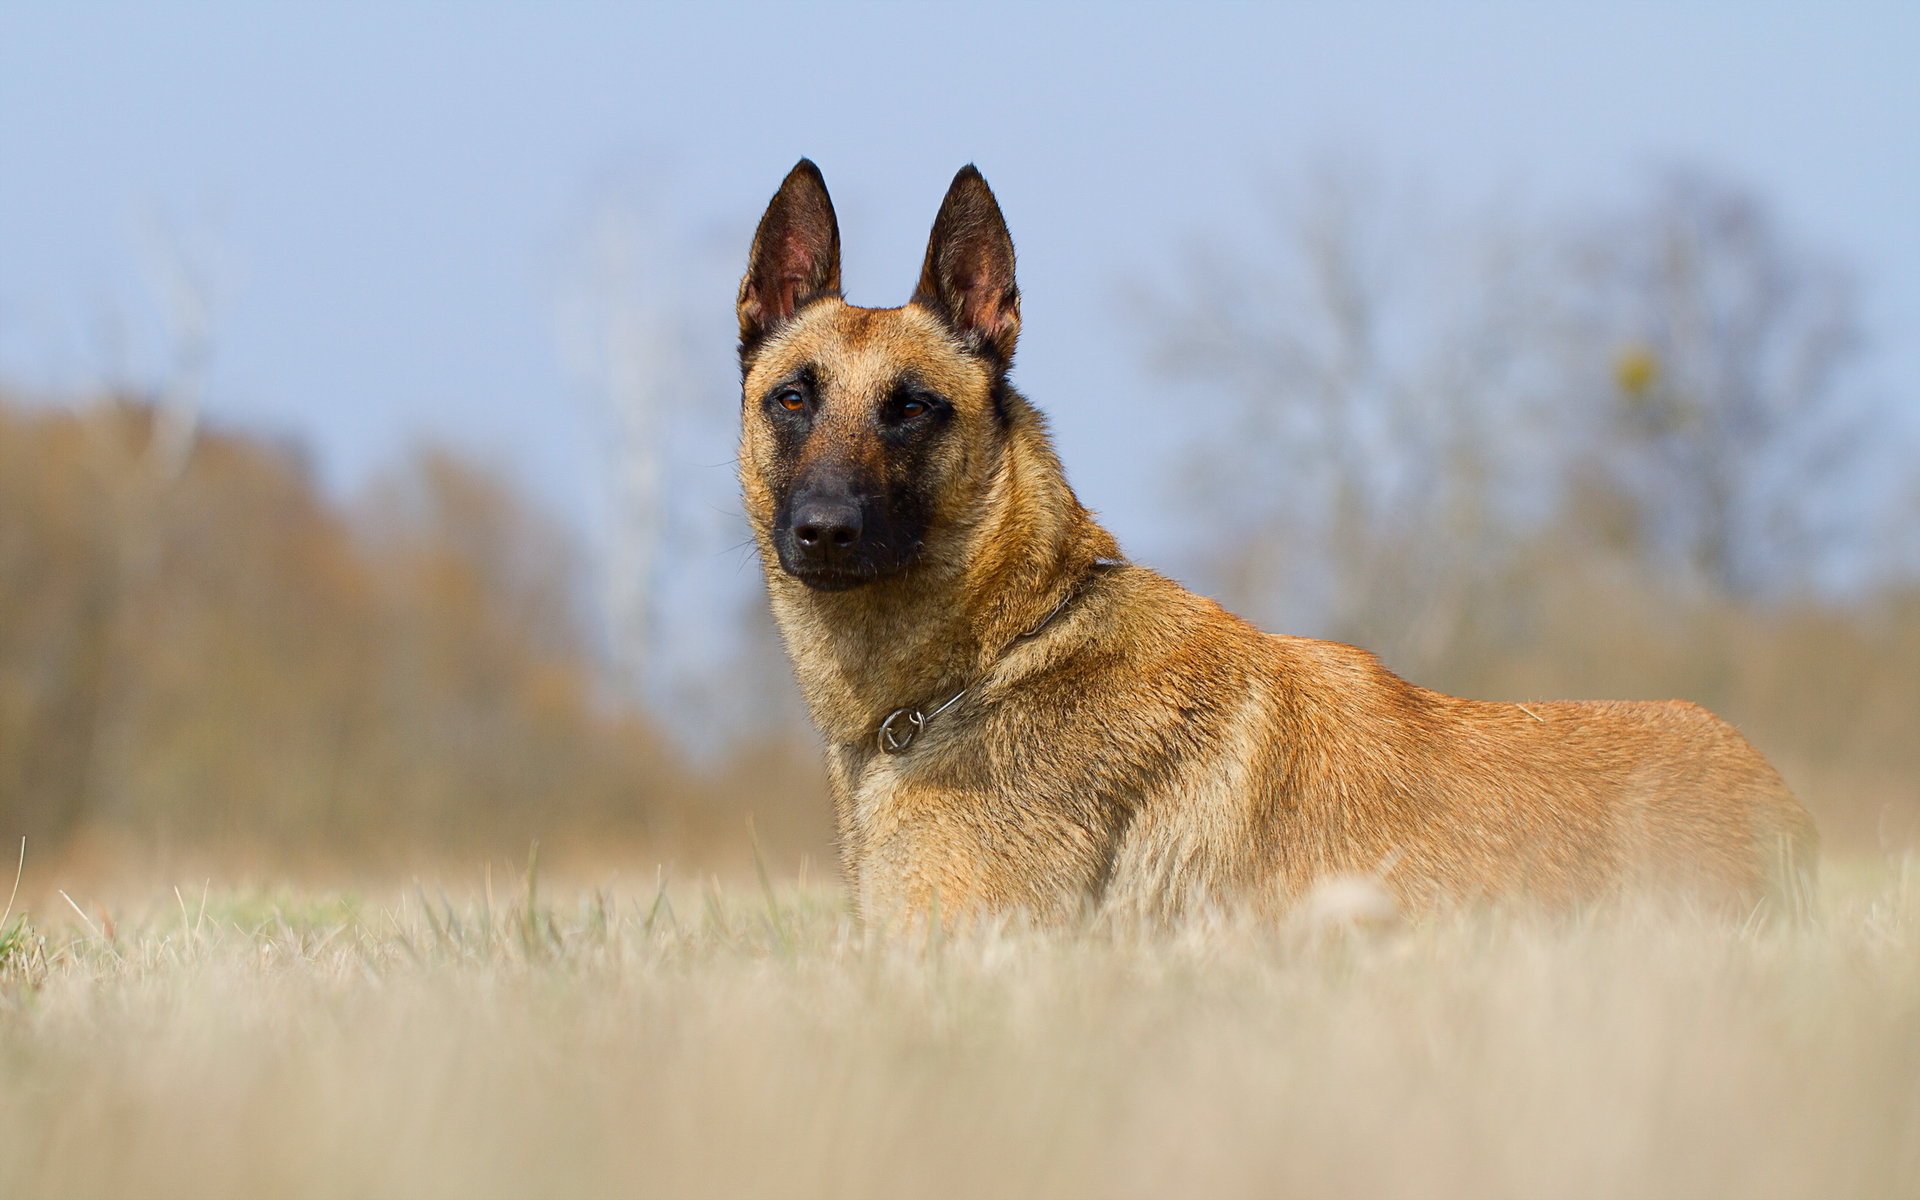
left=761, top=402, right=1119, bottom=747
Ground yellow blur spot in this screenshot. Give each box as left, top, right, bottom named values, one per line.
left=1615, top=345, right=1659, bottom=398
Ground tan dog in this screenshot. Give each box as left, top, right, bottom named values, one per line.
left=735, top=159, right=1817, bottom=926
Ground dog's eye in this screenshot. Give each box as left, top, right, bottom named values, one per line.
left=776, top=389, right=806, bottom=412
left=900, top=398, right=928, bottom=419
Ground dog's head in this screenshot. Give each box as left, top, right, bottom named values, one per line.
left=736, top=160, right=1021, bottom=592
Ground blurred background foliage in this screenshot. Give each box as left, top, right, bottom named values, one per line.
left=0, top=391, right=825, bottom=873
left=0, top=163, right=1915, bottom=875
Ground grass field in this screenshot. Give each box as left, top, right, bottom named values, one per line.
left=3, top=855, right=1918, bottom=1200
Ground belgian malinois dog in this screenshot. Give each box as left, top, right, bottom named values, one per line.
left=736, top=159, right=1817, bottom=926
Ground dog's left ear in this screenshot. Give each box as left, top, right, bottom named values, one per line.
left=912, top=165, right=1020, bottom=367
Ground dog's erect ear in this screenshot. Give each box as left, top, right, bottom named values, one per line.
left=912, top=165, right=1020, bottom=367
left=738, top=159, right=842, bottom=356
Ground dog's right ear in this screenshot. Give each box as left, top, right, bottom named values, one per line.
left=737, top=159, right=842, bottom=359
left=912, top=165, right=1020, bottom=369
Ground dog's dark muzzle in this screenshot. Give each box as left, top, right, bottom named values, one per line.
left=775, top=483, right=905, bottom=590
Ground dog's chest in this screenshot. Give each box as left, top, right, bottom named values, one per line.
left=838, top=745, right=1096, bottom=922
left=846, top=752, right=908, bottom=842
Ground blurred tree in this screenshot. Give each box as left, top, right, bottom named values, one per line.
left=0, top=392, right=684, bottom=858
left=1139, top=167, right=1557, bottom=677
left=557, top=188, right=689, bottom=703
left=1555, top=169, right=1867, bottom=600
left=1144, top=167, right=1886, bottom=650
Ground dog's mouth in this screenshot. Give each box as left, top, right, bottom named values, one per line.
left=783, top=562, right=889, bottom=592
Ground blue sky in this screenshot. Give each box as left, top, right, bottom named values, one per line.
left=3, top=2, right=1916, bottom=588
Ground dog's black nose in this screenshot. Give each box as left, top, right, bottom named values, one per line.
left=791, top=496, right=863, bottom=556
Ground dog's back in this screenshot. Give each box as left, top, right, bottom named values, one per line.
left=974, top=565, right=1816, bottom=922
left=1256, top=631, right=1814, bottom=914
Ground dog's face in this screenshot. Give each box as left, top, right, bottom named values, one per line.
left=737, top=161, right=1021, bottom=592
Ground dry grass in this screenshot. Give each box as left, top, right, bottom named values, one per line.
left=2, top=857, right=1918, bottom=1200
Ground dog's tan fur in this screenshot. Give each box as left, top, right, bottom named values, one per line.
left=737, top=161, right=1817, bottom=926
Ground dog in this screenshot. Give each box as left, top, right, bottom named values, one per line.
left=735, top=159, right=1818, bottom=927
